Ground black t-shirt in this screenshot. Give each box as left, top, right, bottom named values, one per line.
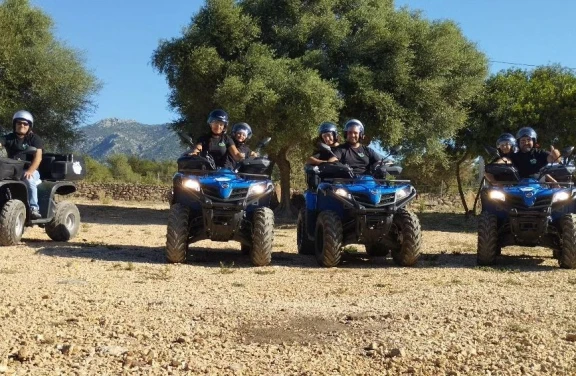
left=196, top=133, right=234, bottom=168
left=332, top=143, right=380, bottom=175
left=0, top=132, right=44, bottom=160
left=224, top=142, right=251, bottom=169
left=509, top=149, right=549, bottom=178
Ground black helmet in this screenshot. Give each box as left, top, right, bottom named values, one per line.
left=343, top=119, right=364, bottom=137
left=496, top=133, right=517, bottom=149
left=318, top=122, right=339, bottom=141
left=516, top=127, right=537, bottom=143
left=207, top=109, right=229, bottom=129
left=12, top=110, right=34, bottom=133
left=231, top=122, right=252, bottom=140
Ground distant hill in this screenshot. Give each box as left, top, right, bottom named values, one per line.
left=75, top=118, right=186, bottom=161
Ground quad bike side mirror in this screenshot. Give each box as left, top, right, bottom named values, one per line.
left=390, top=145, right=402, bottom=155
left=485, top=146, right=501, bottom=159
left=177, top=131, right=195, bottom=146
left=255, top=137, right=271, bottom=150
left=561, top=146, right=574, bottom=165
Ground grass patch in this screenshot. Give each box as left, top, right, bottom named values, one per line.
left=112, top=262, right=135, bottom=271
left=141, top=229, right=152, bottom=235
left=144, top=265, right=171, bottom=280
left=81, top=223, right=90, bottom=231
left=0, top=268, right=17, bottom=274
left=219, top=261, right=236, bottom=274
left=374, top=283, right=390, bottom=288
left=254, top=269, right=276, bottom=275
left=475, top=266, right=520, bottom=273
left=568, top=278, right=576, bottom=285
left=231, top=282, right=245, bottom=287
left=508, top=323, right=529, bottom=333
left=504, top=277, right=522, bottom=286
left=343, top=246, right=360, bottom=254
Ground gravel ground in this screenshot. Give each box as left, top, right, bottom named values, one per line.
left=1, top=200, right=575, bottom=375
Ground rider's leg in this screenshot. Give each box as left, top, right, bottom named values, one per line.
left=23, top=170, right=41, bottom=218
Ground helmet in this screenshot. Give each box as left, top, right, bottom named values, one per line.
left=344, top=119, right=364, bottom=137
left=12, top=110, right=34, bottom=131
left=496, top=133, right=516, bottom=149
left=516, top=127, right=537, bottom=143
left=318, top=122, right=339, bottom=141
left=206, top=109, right=229, bottom=129
left=231, top=122, right=252, bottom=140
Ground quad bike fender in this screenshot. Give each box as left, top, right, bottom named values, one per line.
left=37, top=181, right=76, bottom=220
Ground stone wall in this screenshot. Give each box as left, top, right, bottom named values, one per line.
left=73, top=182, right=171, bottom=202
left=73, top=182, right=470, bottom=212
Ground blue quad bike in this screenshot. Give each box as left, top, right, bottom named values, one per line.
left=0, top=148, right=84, bottom=246
left=166, top=135, right=275, bottom=266
left=478, top=147, right=576, bottom=269
left=297, top=149, right=422, bottom=267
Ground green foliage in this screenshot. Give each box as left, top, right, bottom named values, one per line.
left=84, top=154, right=176, bottom=185
left=84, top=155, right=113, bottom=182
left=0, top=0, right=100, bottom=148
left=466, top=65, right=576, bottom=157
left=152, top=0, right=488, bottom=209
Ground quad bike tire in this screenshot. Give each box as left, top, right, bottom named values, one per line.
left=166, top=203, right=190, bottom=263
left=0, top=200, right=26, bottom=246
left=559, top=214, right=576, bottom=269
left=45, top=201, right=80, bottom=241
left=250, top=207, right=274, bottom=266
left=315, top=211, right=343, bottom=267
left=365, top=242, right=389, bottom=257
left=297, top=208, right=315, bottom=255
left=390, top=209, right=422, bottom=266
left=477, top=211, right=499, bottom=266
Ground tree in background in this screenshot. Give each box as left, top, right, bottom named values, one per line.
left=0, top=0, right=100, bottom=149
left=152, top=0, right=487, bottom=215
left=450, top=65, right=576, bottom=213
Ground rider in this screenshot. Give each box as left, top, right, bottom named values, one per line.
left=329, top=119, right=381, bottom=175
left=508, top=127, right=560, bottom=179
left=484, top=133, right=518, bottom=184
left=225, top=122, right=257, bottom=169
left=189, top=109, right=245, bottom=168
left=0, top=110, right=43, bottom=219
left=306, top=122, right=340, bottom=165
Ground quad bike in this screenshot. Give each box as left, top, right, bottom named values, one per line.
left=166, top=134, right=275, bottom=266
left=478, top=146, right=576, bottom=268
left=0, top=147, right=85, bottom=245
left=297, top=144, right=422, bottom=267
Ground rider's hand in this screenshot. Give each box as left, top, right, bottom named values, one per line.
left=239, top=152, right=246, bottom=159
left=24, top=170, right=35, bottom=179
left=550, top=145, right=561, bottom=161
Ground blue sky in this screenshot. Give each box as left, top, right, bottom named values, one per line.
left=30, top=0, right=576, bottom=126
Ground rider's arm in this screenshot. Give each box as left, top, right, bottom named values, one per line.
left=28, top=148, right=42, bottom=173
left=228, top=144, right=245, bottom=161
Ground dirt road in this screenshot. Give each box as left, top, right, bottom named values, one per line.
left=1, top=200, right=575, bottom=375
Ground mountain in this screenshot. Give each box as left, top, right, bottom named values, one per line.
left=75, top=118, right=185, bottom=161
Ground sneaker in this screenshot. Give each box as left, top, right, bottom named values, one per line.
left=31, top=208, right=41, bottom=219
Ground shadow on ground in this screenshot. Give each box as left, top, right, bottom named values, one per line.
left=77, top=204, right=168, bottom=226
left=30, top=240, right=557, bottom=272
left=418, top=212, right=478, bottom=233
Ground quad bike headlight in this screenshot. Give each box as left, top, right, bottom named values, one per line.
left=334, top=188, right=351, bottom=199
left=182, top=178, right=200, bottom=191
left=552, top=190, right=571, bottom=203
left=248, top=183, right=267, bottom=196
left=396, top=187, right=410, bottom=200
left=488, top=190, right=505, bottom=201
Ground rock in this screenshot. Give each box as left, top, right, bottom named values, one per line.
left=565, top=333, right=576, bottom=342
left=98, top=346, right=128, bottom=357
left=16, top=346, right=32, bottom=361
left=386, top=348, right=405, bottom=358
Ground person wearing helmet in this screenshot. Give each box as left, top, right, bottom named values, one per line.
left=0, top=110, right=44, bottom=219
left=329, top=119, right=381, bottom=175
left=484, top=133, right=518, bottom=184
left=224, top=122, right=257, bottom=168
left=509, top=126, right=560, bottom=179
left=306, top=122, right=340, bottom=165
left=496, top=133, right=517, bottom=159
left=189, top=109, right=245, bottom=167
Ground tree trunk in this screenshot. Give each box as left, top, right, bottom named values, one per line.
left=272, top=146, right=297, bottom=218
left=455, top=151, right=471, bottom=215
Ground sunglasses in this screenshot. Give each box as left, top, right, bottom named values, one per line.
left=15, top=121, right=30, bottom=126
